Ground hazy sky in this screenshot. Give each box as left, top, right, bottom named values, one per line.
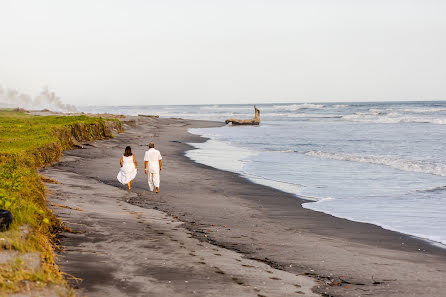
left=0, top=0, right=445, bottom=106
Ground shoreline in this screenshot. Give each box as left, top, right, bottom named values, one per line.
left=183, top=126, right=446, bottom=256
left=185, top=130, right=446, bottom=249
left=48, top=115, right=446, bottom=297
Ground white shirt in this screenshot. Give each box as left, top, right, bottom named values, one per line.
left=144, top=148, right=162, bottom=173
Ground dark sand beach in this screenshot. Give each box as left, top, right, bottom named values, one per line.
left=44, top=116, right=446, bottom=297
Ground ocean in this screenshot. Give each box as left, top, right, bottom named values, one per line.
left=81, top=101, right=446, bottom=247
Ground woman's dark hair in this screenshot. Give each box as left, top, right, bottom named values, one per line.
left=124, top=146, right=133, bottom=157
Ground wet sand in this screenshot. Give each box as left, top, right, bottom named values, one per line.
left=46, top=116, right=446, bottom=297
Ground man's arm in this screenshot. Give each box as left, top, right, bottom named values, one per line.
left=144, top=161, right=148, bottom=174
left=159, top=160, right=162, bottom=171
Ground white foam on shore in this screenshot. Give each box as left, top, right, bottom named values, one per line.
left=186, top=140, right=257, bottom=173
left=186, top=137, right=305, bottom=198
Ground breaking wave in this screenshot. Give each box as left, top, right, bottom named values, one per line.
left=305, top=150, right=446, bottom=177
left=402, top=107, right=446, bottom=113
left=416, top=185, right=446, bottom=193
left=333, top=104, right=348, bottom=108
left=342, top=113, right=446, bottom=124
left=199, top=105, right=248, bottom=111
left=272, top=103, right=325, bottom=111
left=262, top=113, right=342, bottom=118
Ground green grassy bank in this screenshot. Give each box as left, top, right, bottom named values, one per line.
left=0, top=109, right=121, bottom=295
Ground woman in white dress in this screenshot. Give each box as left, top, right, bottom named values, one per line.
left=117, top=146, right=138, bottom=190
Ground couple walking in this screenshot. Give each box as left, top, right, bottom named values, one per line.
left=117, top=142, right=162, bottom=193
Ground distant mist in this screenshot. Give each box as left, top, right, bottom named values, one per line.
left=0, top=85, right=77, bottom=112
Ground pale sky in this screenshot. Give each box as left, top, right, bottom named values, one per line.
left=0, top=0, right=445, bottom=106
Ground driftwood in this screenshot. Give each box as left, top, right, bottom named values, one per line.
left=225, top=106, right=260, bottom=125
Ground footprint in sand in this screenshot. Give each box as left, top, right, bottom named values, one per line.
left=214, top=269, right=225, bottom=275
left=231, top=277, right=245, bottom=286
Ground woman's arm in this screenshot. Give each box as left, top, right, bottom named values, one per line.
left=120, top=156, right=123, bottom=167
left=133, top=155, right=138, bottom=169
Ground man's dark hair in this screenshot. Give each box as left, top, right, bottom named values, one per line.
left=149, top=142, right=155, bottom=148
left=124, top=146, right=133, bottom=157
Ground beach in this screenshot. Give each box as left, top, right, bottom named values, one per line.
left=45, top=115, right=446, bottom=297
left=2, top=1, right=445, bottom=296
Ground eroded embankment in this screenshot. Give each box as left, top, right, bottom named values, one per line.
left=0, top=110, right=121, bottom=296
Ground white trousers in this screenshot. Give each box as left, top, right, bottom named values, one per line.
left=147, top=172, right=160, bottom=191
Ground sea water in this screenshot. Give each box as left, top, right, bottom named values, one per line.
left=81, top=101, right=446, bottom=246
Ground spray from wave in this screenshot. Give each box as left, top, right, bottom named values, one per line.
left=0, top=85, right=77, bottom=112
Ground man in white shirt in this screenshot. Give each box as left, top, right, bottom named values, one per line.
left=144, top=142, right=163, bottom=193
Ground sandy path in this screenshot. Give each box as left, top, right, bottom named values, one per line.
left=44, top=167, right=318, bottom=297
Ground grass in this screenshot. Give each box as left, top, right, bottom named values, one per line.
left=0, top=109, right=121, bottom=295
